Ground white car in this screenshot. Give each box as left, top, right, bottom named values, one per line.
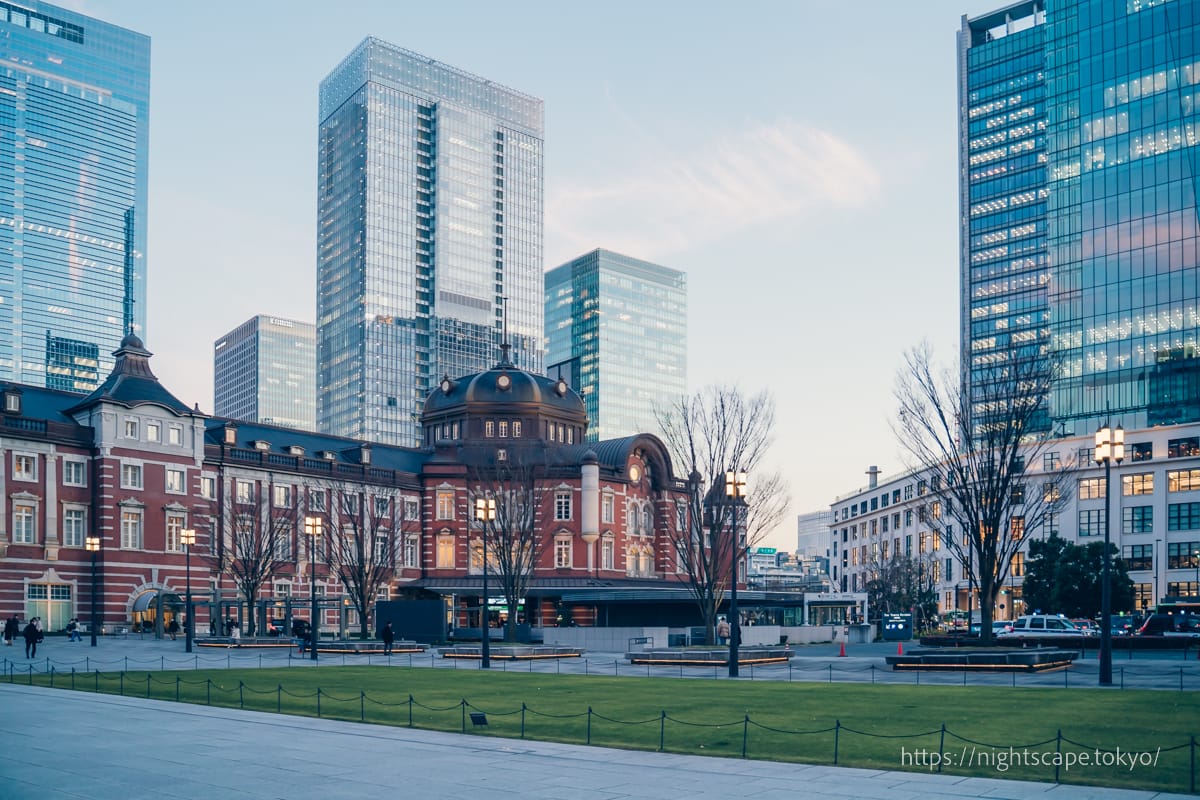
left=997, top=614, right=1083, bottom=639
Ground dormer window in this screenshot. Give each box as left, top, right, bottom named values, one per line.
left=2, top=387, right=22, bottom=414
left=320, top=451, right=336, bottom=461
left=252, top=440, right=270, bottom=451
left=287, top=445, right=305, bottom=456
left=223, top=425, right=237, bottom=445
left=512, top=420, right=521, bottom=438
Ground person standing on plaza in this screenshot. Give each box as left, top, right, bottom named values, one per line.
left=381, top=622, right=394, bottom=656
left=716, top=617, right=730, bottom=646
left=167, top=618, right=179, bottom=641
left=23, top=619, right=39, bottom=658
left=4, top=614, right=18, bottom=646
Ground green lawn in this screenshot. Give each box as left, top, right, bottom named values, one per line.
left=30, top=667, right=1199, bottom=793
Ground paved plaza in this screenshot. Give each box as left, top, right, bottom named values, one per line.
left=3, top=635, right=1198, bottom=691
left=0, top=683, right=1191, bottom=800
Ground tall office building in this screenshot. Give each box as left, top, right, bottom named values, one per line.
left=317, top=39, right=544, bottom=445
left=214, top=316, right=316, bottom=430
left=0, top=3, right=149, bottom=392
left=545, top=249, right=686, bottom=441
left=960, top=0, right=1200, bottom=435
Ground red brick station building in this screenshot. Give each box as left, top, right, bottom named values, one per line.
left=0, top=335, right=719, bottom=638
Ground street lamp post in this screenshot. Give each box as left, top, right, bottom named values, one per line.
left=86, top=536, right=101, bottom=647
left=474, top=497, right=495, bottom=670
left=1095, top=424, right=1124, bottom=687
left=305, top=516, right=322, bottom=661
left=725, top=471, right=746, bottom=678
left=181, top=528, right=196, bottom=653
left=1193, top=547, right=1199, bottom=598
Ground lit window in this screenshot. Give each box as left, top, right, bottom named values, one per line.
left=436, top=533, right=455, bottom=568
left=555, top=535, right=572, bottom=568
left=436, top=490, right=455, bottom=520
left=165, top=513, right=185, bottom=552
left=13, top=454, right=36, bottom=481
left=273, top=485, right=293, bottom=508
left=200, top=476, right=216, bottom=500
left=120, top=509, right=143, bottom=549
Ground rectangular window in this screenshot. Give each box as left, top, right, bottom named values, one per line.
left=498, top=420, right=508, bottom=438
left=343, top=493, right=360, bottom=514
left=1123, top=473, right=1154, bottom=496
left=1130, top=442, right=1153, bottom=462
left=1168, top=437, right=1200, bottom=458
left=168, top=425, right=184, bottom=446
left=1168, top=542, right=1200, bottom=569
left=484, top=420, right=494, bottom=438
left=403, top=536, right=418, bottom=568
left=63, top=460, right=86, bottom=487
left=675, top=503, right=686, bottom=531
left=273, top=485, right=293, bottom=508
left=120, top=509, right=143, bottom=549
left=374, top=496, right=390, bottom=517
left=1043, top=451, right=1061, bottom=470
left=63, top=507, right=85, bottom=547
left=146, top=422, right=161, bottom=443
left=436, top=535, right=454, bottom=568
left=165, top=513, right=185, bottom=553
left=1168, top=469, right=1200, bottom=492
left=1123, top=544, right=1154, bottom=571
left=235, top=480, right=254, bottom=504
left=1169, top=503, right=1200, bottom=531
left=1123, top=505, right=1153, bottom=534
left=904, top=510, right=913, bottom=527
left=165, top=468, right=186, bottom=494
left=1010, top=515, right=1025, bottom=539
left=1010, top=552, right=1024, bottom=577
left=124, top=419, right=139, bottom=439
left=274, top=532, right=291, bottom=561
left=602, top=537, right=614, bottom=570
left=555, top=537, right=571, bottom=568
left=555, top=491, right=572, bottom=521
left=512, top=420, right=522, bottom=438
left=121, top=462, right=143, bottom=489
left=1078, top=508, right=1106, bottom=537
left=403, top=498, right=420, bottom=521
left=13, top=454, right=36, bottom=481
left=1043, top=482, right=1061, bottom=502
left=1045, top=511, right=1060, bottom=536
left=436, top=490, right=454, bottom=521
left=1009, top=484, right=1025, bottom=504
left=13, top=503, right=36, bottom=544
left=308, top=488, right=326, bottom=512
left=602, top=494, right=614, bottom=524
left=1078, top=477, right=1105, bottom=499
left=200, top=476, right=216, bottom=500
left=374, top=534, right=389, bottom=566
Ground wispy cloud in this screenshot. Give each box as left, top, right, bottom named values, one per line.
left=547, top=120, right=882, bottom=263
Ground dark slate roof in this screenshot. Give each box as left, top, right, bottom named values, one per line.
left=424, top=343, right=585, bottom=420
left=556, top=434, right=679, bottom=481
left=66, top=334, right=192, bottom=416
left=205, top=417, right=430, bottom=474
left=0, top=382, right=94, bottom=425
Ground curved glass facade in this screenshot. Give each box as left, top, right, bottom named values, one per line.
left=0, top=2, right=149, bottom=391
left=317, top=39, right=543, bottom=446
left=961, top=0, right=1200, bottom=435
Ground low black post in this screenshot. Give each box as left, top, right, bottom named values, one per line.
left=833, top=719, right=840, bottom=765
left=587, top=706, right=592, bottom=745
left=1190, top=735, right=1195, bottom=794
left=659, top=710, right=666, bottom=752
left=1054, top=729, right=1063, bottom=782
left=277, top=685, right=282, bottom=713
left=408, top=694, right=414, bottom=728
left=742, top=713, right=749, bottom=758
left=317, top=687, right=322, bottom=718
left=938, top=723, right=946, bottom=773
left=521, top=702, right=526, bottom=738
left=460, top=699, right=466, bottom=733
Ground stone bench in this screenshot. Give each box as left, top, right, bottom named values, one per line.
left=626, top=646, right=793, bottom=666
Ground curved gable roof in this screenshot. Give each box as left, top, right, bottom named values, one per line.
left=66, top=334, right=191, bottom=416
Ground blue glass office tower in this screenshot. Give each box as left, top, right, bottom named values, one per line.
left=545, top=249, right=687, bottom=441
left=214, top=315, right=316, bottom=431
left=960, top=0, right=1200, bottom=434
left=317, top=39, right=544, bottom=445
left=0, top=2, right=149, bottom=392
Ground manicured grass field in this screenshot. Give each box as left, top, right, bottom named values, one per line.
left=30, top=666, right=1199, bottom=793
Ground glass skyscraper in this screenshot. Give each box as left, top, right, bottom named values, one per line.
left=213, top=315, right=316, bottom=431
left=960, top=0, right=1200, bottom=435
left=545, top=249, right=687, bottom=441
left=0, top=2, right=149, bottom=392
left=317, top=38, right=543, bottom=446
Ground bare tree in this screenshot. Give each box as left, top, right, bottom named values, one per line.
left=864, top=549, right=939, bottom=632
left=466, top=446, right=552, bottom=643
left=310, top=482, right=414, bottom=640
left=894, top=343, right=1073, bottom=642
left=655, top=385, right=791, bottom=644
left=210, top=479, right=295, bottom=636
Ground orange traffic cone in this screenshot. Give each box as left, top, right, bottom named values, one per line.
left=838, top=640, right=846, bottom=657
left=897, top=641, right=904, bottom=656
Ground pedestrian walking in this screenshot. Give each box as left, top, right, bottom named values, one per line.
left=167, top=618, right=180, bottom=641
left=381, top=622, right=394, bottom=655
left=23, top=619, right=40, bottom=658
left=66, top=618, right=81, bottom=642
left=4, top=614, right=18, bottom=646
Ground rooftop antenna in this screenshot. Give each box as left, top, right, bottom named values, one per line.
left=498, top=296, right=512, bottom=367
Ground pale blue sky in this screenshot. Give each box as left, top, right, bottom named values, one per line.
left=67, top=0, right=998, bottom=551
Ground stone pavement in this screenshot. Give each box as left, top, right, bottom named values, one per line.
left=0, top=684, right=1190, bottom=800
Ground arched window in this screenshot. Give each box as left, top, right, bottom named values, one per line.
left=641, top=506, right=652, bottom=534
